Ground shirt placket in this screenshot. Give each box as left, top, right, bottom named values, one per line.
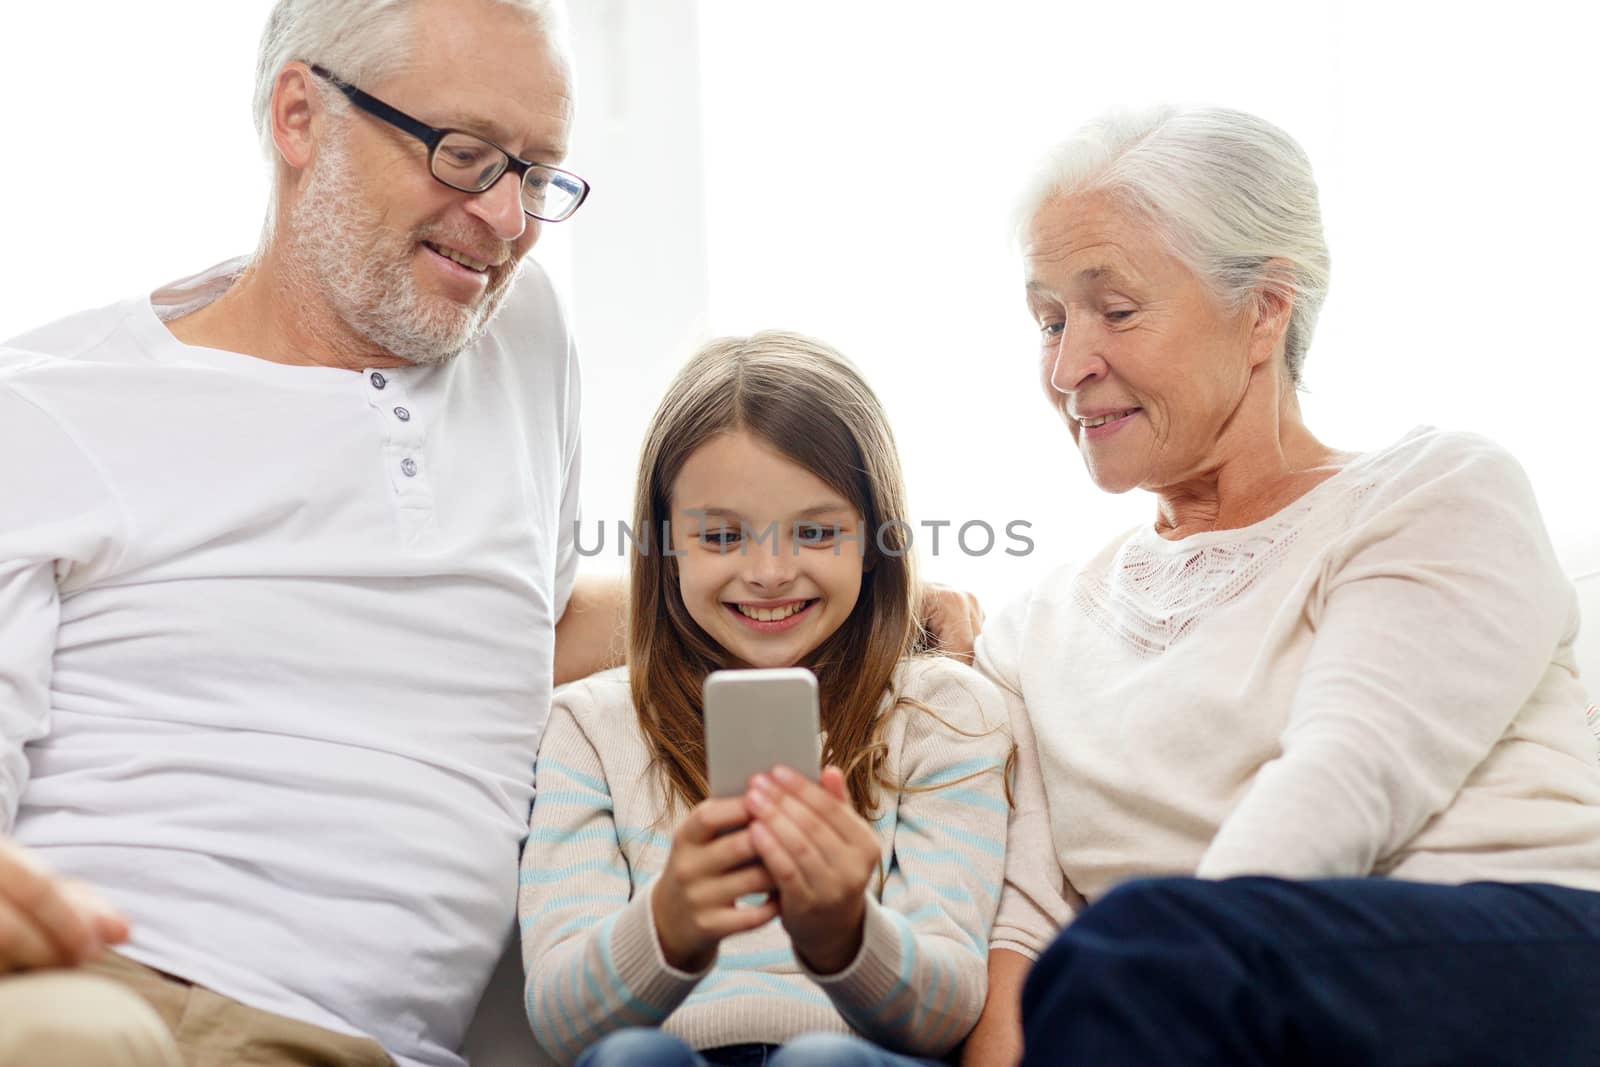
left=365, top=368, right=437, bottom=544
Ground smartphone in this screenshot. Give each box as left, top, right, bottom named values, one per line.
left=703, top=668, right=822, bottom=798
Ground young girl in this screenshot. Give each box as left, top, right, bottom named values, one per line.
left=519, top=332, right=1012, bottom=1067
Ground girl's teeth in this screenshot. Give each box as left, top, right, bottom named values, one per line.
left=737, top=602, right=807, bottom=622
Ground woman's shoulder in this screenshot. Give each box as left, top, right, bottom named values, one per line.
left=1352, top=425, right=1531, bottom=491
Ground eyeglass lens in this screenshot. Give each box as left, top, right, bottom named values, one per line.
left=430, top=132, right=579, bottom=220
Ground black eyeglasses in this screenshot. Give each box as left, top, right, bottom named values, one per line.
left=309, top=64, right=589, bottom=223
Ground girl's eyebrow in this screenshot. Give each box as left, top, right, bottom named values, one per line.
left=793, top=503, right=854, bottom=519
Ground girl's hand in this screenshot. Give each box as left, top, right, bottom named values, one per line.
left=651, top=796, right=779, bottom=973
left=744, top=765, right=880, bottom=975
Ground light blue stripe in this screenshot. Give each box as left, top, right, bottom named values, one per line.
left=714, top=946, right=794, bottom=969
left=920, top=946, right=945, bottom=1036
left=683, top=984, right=833, bottom=1009
left=525, top=826, right=619, bottom=845
left=935, top=787, right=1010, bottom=814
left=907, top=757, right=1005, bottom=789
left=598, top=913, right=669, bottom=1022
left=704, top=969, right=821, bottom=1000
left=894, top=845, right=1004, bottom=899
left=521, top=893, right=630, bottom=931
left=903, top=879, right=973, bottom=905
left=533, top=789, right=614, bottom=810
left=867, top=908, right=918, bottom=1015
left=536, top=759, right=611, bottom=795
left=897, top=815, right=1004, bottom=857
left=552, top=958, right=582, bottom=1059
left=616, top=826, right=674, bottom=850
left=577, top=960, right=615, bottom=1044
left=542, top=915, right=601, bottom=942
left=520, top=859, right=629, bottom=885
left=532, top=964, right=578, bottom=1062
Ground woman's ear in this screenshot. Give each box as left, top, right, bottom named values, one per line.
left=1248, top=259, right=1297, bottom=370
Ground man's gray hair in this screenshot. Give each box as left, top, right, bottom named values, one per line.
left=252, top=0, right=566, bottom=160
left=1018, top=105, right=1331, bottom=388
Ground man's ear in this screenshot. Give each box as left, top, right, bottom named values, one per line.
left=270, top=61, right=321, bottom=172
left=1247, top=258, right=1297, bottom=370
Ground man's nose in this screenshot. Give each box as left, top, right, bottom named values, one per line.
left=466, top=170, right=528, bottom=243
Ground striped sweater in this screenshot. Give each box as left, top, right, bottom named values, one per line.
left=518, top=656, right=1011, bottom=1065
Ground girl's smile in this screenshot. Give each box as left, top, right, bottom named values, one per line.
left=726, top=598, right=820, bottom=632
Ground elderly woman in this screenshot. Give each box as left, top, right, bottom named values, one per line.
left=963, top=106, right=1600, bottom=1066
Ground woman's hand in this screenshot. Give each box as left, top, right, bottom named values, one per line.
left=650, top=796, right=779, bottom=973
left=745, top=764, right=881, bottom=974
left=920, top=583, right=986, bottom=663
left=0, top=836, right=127, bottom=974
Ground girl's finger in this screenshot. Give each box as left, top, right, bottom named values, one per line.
left=765, top=766, right=864, bottom=845
left=748, top=788, right=837, bottom=889
left=679, top=796, right=752, bottom=846
left=748, top=819, right=808, bottom=894
left=705, top=900, right=780, bottom=939
left=697, top=862, right=776, bottom=907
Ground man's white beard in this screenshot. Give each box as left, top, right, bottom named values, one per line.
left=288, top=131, right=521, bottom=366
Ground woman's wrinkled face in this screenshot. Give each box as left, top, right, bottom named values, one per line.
left=1023, top=190, right=1262, bottom=495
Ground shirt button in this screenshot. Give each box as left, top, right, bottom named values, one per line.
left=401, top=458, right=418, bottom=477
left=394, top=406, right=411, bottom=422
left=370, top=372, right=387, bottom=390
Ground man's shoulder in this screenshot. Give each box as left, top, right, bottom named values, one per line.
left=3, top=296, right=144, bottom=366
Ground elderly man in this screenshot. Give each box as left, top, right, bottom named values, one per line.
left=0, top=1, right=600, bottom=1064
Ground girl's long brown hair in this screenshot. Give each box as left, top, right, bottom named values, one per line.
left=628, top=332, right=921, bottom=818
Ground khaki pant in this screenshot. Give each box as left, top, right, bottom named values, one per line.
left=0, top=951, right=394, bottom=1067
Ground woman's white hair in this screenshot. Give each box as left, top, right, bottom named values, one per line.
left=252, top=0, right=567, bottom=159
left=1018, top=105, right=1331, bottom=388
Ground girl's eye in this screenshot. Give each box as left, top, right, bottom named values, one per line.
left=700, top=528, right=740, bottom=547
left=795, top=523, right=837, bottom=545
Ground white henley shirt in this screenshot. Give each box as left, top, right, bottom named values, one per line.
left=0, top=257, right=580, bottom=1067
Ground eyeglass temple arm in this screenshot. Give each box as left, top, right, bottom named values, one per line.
left=308, top=64, right=441, bottom=151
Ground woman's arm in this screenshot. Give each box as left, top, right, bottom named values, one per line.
left=1200, top=435, right=1576, bottom=878
left=960, top=948, right=1033, bottom=1067
left=552, top=574, right=627, bottom=687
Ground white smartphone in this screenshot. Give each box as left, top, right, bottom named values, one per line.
left=703, top=667, right=822, bottom=798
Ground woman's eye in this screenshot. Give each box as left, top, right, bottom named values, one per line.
left=1105, top=309, right=1135, bottom=324
left=1039, top=321, right=1065, bottom=341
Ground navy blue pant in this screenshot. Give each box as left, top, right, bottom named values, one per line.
left=1020, top=877, right=1600, bottom=1067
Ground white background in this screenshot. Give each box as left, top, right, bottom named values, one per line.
left=2, top=1, right=1596, bottom=609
